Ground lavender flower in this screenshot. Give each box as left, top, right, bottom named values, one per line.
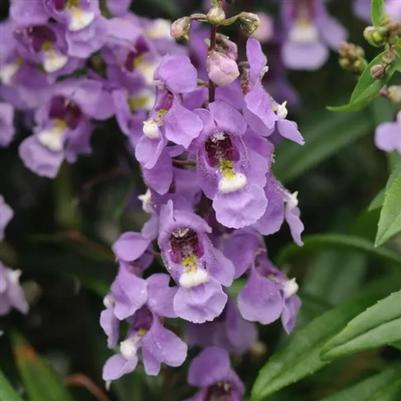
left=281, top=0, right=347, bottom=70
left=222, top=229, right=301, bottom=333
left=101, top=267, right=187, bottom=380
left=186, top=347, right=244, bottom=401
left=353, top=0, right=371, bottom=22
left=0, top=263, right=28, bottom=316
left=158, top=201, right=234, bottom=323
left=19, top=79, right=113, bottom=177
left=375, top=111, right=401, bottom=153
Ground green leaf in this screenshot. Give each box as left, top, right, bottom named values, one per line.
left=375, top=173, right=401, bottom=246
left=322, top=290, right=401, bottom=360
left=277, top=234, right=401, bottom=267
left=328, top=50, right=399, bottom=112
left=0, top=370, right=23, bottom=401
left=250, top=274, right=401, bottom=401
left=368, top=189, right=384, bottom=211
left=319, top=366, right=401, bottom=401
left=274, top=111, right=373, bottom=183
left=11, top=333, right=74, bottom=401
left=371, top=0, right=385, bottom=27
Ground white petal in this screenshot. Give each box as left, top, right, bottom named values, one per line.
left=120, top=338, right=138, bottom=360
left=0, top=62, right=20, bottom=85
left=68, top=7, right=95, bottom=31
left=289, top=20, right=319, bottom=43
left=37, top=123, right=66, bottom=152
left=43, top=50, right=68, bottom=73
left=143, top=119, right=160, bottom=139
left=179, top=269, right=209, bottom=288
left=283, top=278, right=299, bottom=299
left=218, top=173, right=247, bottom=193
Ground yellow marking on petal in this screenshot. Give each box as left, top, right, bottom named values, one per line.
left=182, top=255, right=197, bottom=272
left=219, top=160, right=235, bottom=178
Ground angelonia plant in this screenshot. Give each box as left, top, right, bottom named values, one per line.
left=100, top=0, right=306, bottom=388
left=0, top=0, right=306, bottom=397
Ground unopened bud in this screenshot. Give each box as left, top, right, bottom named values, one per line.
left=388, top=85, right=401, bottom=104
left=338, top=42, right=367, bottom=74
left=238, top=12, right=260, bottom=36
left=215, top=33, right=238, bottom=60
left=207, top=6, right=226, bottom=25
left=363, top=26, right=388, bottom=47
left=170, top=16, right=191, bottom=40
left=370, top=63, right=386, bottom=79
left=352, top=59, right=367, bottom=74
left=207, top=50, right=240, bottom=86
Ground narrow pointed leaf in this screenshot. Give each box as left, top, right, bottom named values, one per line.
left=322, top=290, right=401, bottom=359
left=250, top=275, right=401, bottom=401
left=11, top=333, right=74, bottom=401
left=0, top=370, right=23, bottom=401
left=375, top=173, right=401, bottom=246
left=371, top=0, right=385, bottom=27
left=319, top=365, right=401, bottom=401
left=328, top=50, right=400, bottom=112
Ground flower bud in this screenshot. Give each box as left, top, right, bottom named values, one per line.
left=215, top=34, right=238, bottom=60
left=363, top=26, right=387, bottom=47
left=388, top=85, right=401, bottom=104
left=207, top=50, right=240, bottom=86
left=170, top=16, right=191, bottom=40
left=207, top=5, right=226, bottom=25
left=370, top=63, right=386, bottom=79
left=238, top=12, right=260, bottom=36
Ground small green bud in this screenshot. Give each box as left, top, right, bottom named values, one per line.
left=238, top=12, right=260, bottom=36
left=207, top=6, right=226, bottom=25
left=363, top=26, right=388, bottom=47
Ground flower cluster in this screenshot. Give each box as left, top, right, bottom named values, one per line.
left=2, top=0, right=176, bottom=177
left=1, top=0, right=305, bottom=395
left=97, top=4, right=304, bottom=393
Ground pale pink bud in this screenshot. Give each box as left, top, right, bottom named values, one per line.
left=170, top=16, right=191, bottom=40
left=207, top=50, right=240, bottom=86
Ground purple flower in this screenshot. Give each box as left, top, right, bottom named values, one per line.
left=101, top=272, right=187, bottom=380
left=193, top=100, right=271, bottom=228
left=375, top=111, right=401, bottom=153
left=0, top=102, right=15, bottom=147
left=19, top=79, right=113, bottom=178
left=44, top=0, right=100, bottom=32
left=281, top=0, right=347, bottom=70
left=222, top=229, right=301, bottom=333
left=253, top=175, right=304, bottom=246
left=386, top=0, right=401, bottom=22
left=353, top=0, right=371, bottom=22
left=10, top=0, right=49, bottom=27
left=186, top=347, right=244, bottom=401
left=136, top=55, right=203, bottom=193
left=186, top=299, right=257, bottom=355
left=13, top=24, right=74, bottom=74
left=158, top=201, right=234, bottom=323
left=244, top=38, right=304, bottom=144
left=0, top=195, right=13, bottom=241
left=65, top=16, right=108, bottom=58
left=0, top=262, right=28, bottom=316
